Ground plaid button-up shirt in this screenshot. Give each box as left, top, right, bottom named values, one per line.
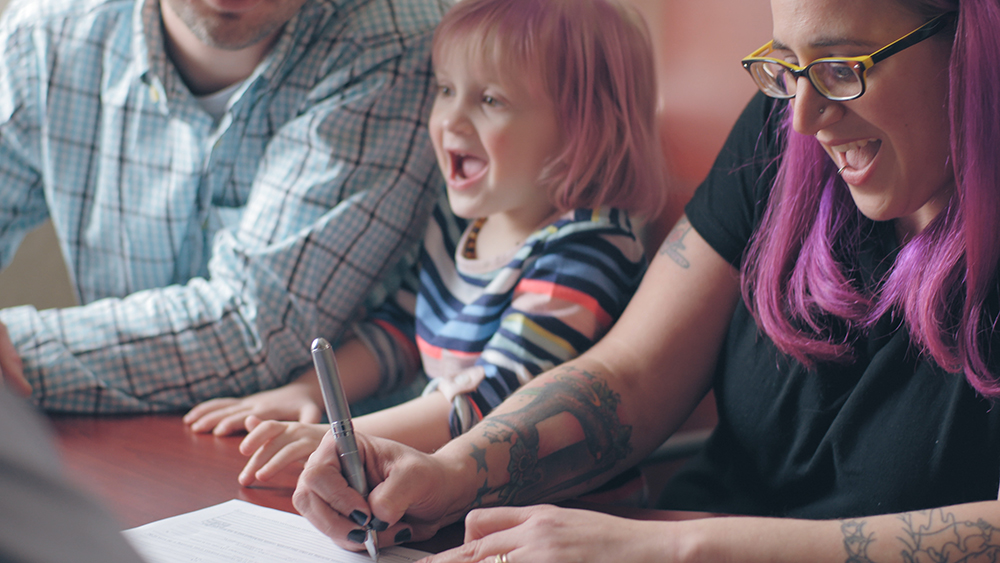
left=0, top=0, right=446, bottom=412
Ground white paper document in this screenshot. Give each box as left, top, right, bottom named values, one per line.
left=123, top=499, right=431, bottom=563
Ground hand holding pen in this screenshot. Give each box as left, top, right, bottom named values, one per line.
left=310, top=337, right=380, bottom=562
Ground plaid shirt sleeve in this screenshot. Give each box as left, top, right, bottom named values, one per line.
left=0, top=0, right=446, bottom=413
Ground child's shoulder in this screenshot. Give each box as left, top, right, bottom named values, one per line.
left=525, top=207, right=645, bottom=260
left=537, top=207, right=636, bottom=239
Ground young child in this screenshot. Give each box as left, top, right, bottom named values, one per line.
left=186, top=0, right=665, bottom=487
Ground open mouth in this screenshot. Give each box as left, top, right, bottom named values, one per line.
left=832, top=138, right=881, bottom=173
left=449, top=151, right=487, bottom=183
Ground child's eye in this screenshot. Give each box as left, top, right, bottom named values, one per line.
left=482, top=95, right=498, bottom=107
left=437, top=85, right=452, bottom=97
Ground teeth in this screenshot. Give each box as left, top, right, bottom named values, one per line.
left=832, top=138, right=878, bottom=153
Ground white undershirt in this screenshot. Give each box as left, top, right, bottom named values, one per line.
left=195, top=81, right=244, bottom=121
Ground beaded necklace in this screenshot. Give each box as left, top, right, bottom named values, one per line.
left=462, top=217, right=488, bottom=259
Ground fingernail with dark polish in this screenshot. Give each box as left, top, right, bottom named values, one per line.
left=371, top=517, right=389, bottom=532
left=347, top=529, right=368, bottom=544
left=350, top=510, right=369, bottom=526
left=394, top=528, right=411, bottom=544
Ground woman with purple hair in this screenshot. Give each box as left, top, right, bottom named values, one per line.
left=294, top=0, right=1000, bottom=560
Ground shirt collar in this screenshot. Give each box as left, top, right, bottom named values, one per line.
left=132, top=0, right=157, bottom=85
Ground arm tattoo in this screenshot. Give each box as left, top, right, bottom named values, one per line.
left=841, top=509, right=1000, bottom=563
left=897, top=509, right=999, bottom=562
left=465, top=366, right=632, bottom=508
left=841, top=520, right=876, bottom=563
left=658, top=216, right=692, bottom=268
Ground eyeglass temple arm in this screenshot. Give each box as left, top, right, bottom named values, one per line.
left=869, top=12, right=953, bottom=64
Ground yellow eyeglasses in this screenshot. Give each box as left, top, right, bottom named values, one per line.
left=741, top=13, right=953, bottom=101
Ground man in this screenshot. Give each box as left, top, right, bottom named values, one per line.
left=0, top=0, right=446, bottom=412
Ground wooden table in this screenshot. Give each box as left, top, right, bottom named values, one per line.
left=49, top=414, right=710, bottom=556
left=51, top=414, right=295, bottom=527
left=49, top=413, right=465, bottom=553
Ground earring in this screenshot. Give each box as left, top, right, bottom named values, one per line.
left=819, top=107, right=825, bottom=114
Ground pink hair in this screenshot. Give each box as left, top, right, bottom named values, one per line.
left=742, top=0, right=1000, bottom=397
left=431, top=0, right=665, bottom=217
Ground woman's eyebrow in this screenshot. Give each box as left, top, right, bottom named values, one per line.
left=771, top=37, right=880, bottom=52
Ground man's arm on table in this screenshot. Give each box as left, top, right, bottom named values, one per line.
left=0, top=3, right=445, bottom=413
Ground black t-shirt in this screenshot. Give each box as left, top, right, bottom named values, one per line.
left=661, top=92, right=1000, bottom=519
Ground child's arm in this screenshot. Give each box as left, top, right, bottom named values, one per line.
left=185, top=338, right=384, bottom=435
left=238, top=385, right=453, bottom=486
left=353, top=391, right=452, bottom=452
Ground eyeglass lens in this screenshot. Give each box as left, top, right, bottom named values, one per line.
left=752, top=61, right=862, bottom=99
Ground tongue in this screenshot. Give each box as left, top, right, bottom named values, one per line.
left=461, top=156, right=486, bottom=178
left=844, top=140, right=881, bottom=170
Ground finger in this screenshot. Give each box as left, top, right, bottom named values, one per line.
left=238, top=426, right=310, bottom=487
left=183, top=398, right=237, bottom=424
left=0, top=324, right=28, bottom=397
left=0, top=363, right=30, bottom=397
left=254, top=440, right=314, bottom=482
left=416, top=537, right=512, bottom=563
left=213, top=411, right=253, bottom=436
left=192, top=404, right=250, bottom=434
left=240, top=415, right=292, bottom=455
left=185, top=401, right=244, bottom=431
left=245, top=415, right=264, bottom=433
left=292, top=486, right=370, bottom=552
left=366, top=453, right=444, bottom=527
left=239, top=452, right=268, bottom=487
left=418, top=508, right=547, bottom=563
left=239, top=439, right=286, bottom=487
left=300, top=402, right=322, bottom=424
left=463, top=507, right=533, bottom=542
left=293, top=434, right=373, bottom=525
left=240, top=426, right=299, bottom=478
left=239, top=421, right=286, bottom=455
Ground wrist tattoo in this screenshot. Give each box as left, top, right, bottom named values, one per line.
left=841, top=520, right=875, bottom=563
left=658, top=216, right=692, bottom=268
left=465, top=366, right=632, bottom=508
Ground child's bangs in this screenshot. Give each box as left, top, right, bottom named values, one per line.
left=432, top=1, right=547, bottom=92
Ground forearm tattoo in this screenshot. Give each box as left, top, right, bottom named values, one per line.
left=465, top=366, right=632, bottom=508
left=658, top=216, right=692, bottom=268
left=841, top=509, right=1000, bottom=563
left=897, top=509, right=999, bottom=562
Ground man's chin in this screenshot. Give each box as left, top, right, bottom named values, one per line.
left=192, top=21, right=281, bottom=51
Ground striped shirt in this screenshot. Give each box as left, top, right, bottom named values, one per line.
left=0, top=0, right=446, bottom=412
left=364, top=207, right=646, bottom=422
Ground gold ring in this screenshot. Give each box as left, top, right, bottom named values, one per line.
left=494, top=554, right=509, bottom=563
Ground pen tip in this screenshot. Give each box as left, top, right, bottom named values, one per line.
left=311, top=337, right=331, bottom=352
left=365, top=530, right=379, bottom=562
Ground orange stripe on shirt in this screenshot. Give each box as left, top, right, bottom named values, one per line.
left=417, top=335, right=481, bottom=360
left=514, top=278, right=612, bottom=327
left=372, top=318, right=420, bottom=363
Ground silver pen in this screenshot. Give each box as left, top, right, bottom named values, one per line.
left=311, top=337, right=379, bottom=562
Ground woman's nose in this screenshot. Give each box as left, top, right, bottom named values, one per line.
left=791, top=76, right=841, bottom=135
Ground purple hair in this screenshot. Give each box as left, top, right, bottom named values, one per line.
left=742, top=0, right=1000, bottom=397
left=431, top=0, right=665, bottom=217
